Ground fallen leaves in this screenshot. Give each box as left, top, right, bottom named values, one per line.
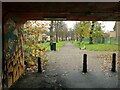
left=97, top=53, right=118, bottom=72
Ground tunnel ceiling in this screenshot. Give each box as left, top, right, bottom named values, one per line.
left=2, top=2, right=120, bottom=21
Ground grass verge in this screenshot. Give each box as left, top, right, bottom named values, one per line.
left=72, top=41, right=118, bottom=51
left=38, top=41, right=66, bottom=51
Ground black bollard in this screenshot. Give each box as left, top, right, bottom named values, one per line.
left=38, top=57, right=42, bottom=73
left=111, top=53, right=116, bottom=72
left=83, top=54, right=87, bottom=73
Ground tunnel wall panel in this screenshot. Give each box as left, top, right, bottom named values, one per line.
left=3, top=18, right=24, bottom=88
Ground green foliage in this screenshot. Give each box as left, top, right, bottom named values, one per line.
left=56, top=41, right=66, bottom=48
left=23, top=21, right=48, bottom=66
left=23, top=21, right=47, bottom=53
left=92, top=22, right=104, bottom=37
left=74, top=21, right=91, bottom=39
left=86, top=43, right=118, bottom=51
left=37, top=42, right=50, bottom=51
left=37, top=41, right=66, bottom=51
left=74, top=21, right=104, bottom=42
left=53, top=21, right=68, bottom=41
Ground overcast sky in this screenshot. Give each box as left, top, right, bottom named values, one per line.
left=33, top=20, right=116, bottom=32
left=98, top=21, right=116, bottom=32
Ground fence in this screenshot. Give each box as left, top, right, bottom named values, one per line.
left=82, top=37, right=119, bottom=45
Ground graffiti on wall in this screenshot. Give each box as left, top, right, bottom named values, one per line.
left=3, top=18, right=24, bottom=88
left=4, top=19, right=18, bottom=60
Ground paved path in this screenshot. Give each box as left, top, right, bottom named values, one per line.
left=11, top=42, right=118, bottom=89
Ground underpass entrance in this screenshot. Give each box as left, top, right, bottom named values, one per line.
left=2, top=2, right=120, bottom=89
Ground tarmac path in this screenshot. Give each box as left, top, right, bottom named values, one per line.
left=11, top=42, right=118, bottom=89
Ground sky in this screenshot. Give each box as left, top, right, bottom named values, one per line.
left=64, top=21, right=116, bottom=32
left=32, top=20, right=116, bottom=32
left=98, top=21, right=116, bottom=32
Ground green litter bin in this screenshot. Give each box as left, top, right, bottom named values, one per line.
left=50, top=42, right=56, bottom=51
left=53, top=42, right=56, bottom=51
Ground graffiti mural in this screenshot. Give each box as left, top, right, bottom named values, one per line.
left=3, top=18, right=24, bottom=88
left=4, top=19, right=18, bottom=60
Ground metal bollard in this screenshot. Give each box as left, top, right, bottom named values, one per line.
left=83, top=54, right=87, bottom=73
left=111, top=53, right=116, bottom=72
left=38, top=57, right=42, bottom=73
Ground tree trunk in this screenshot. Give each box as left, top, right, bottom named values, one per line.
left=55, top=21, right=58, bottom=43
left=50, top=20, right=54, bottom=44
left=89, top=37, right=93, bottom=44
left=79, top=34, right=82, bottom=42
left=102, top=37, right=105, bottom=43
left=77, top=37, right=79, bottom=41
left=62, top=35, right=64, bottom=41
left=66, top=36, right=67, bottom=41
left=79, top=36, right=82, bottom=42
left=89, top=21, right=94, bottom=44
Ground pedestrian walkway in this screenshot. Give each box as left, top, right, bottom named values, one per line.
left=11, top=42, right=118, bottom=89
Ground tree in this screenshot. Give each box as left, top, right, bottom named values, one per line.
left=93, top=22, right=105, bottom=43
left=23, top=21, right=47, bottom=65
left=55, top=21, right=59, bottom=42
left=74, top=21, right=91, bottom=42
left=54, top=21, right=68, bottom=41
left=53, top=21, right=60, bottom=42
left=89, top=21, right=94, bottom=44
left=50, top=20, right=54, bottom=44
left=68, top=28, right=75, bottom=41
left=93, top=22, right=104, bottom=37
left=89, top=21, right=104, bottom=44
left=74, top=21, right=104, bottom=43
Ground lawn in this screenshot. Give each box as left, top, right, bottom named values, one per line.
left=38, top=41, right=66, bottom=51
left=38, top=42, right=50, bottom=51
left=72, top=41, right=118, bottom=51
left=56, top=41, right=66, bottom=50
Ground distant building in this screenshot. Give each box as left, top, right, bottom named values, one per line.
left=109, top=31, right=116, bottom=37
left=109, top=21, right=120, bottom=44
left=108, top=21, right=120, bottom=38
left=103, top=32, right=109, bottom=37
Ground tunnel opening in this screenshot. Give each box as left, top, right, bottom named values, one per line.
left=2, top=2, right=120, bottom=89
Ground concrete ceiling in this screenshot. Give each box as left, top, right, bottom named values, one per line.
left=2, top=2, right=120, bottom=21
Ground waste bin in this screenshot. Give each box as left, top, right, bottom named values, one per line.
left=53, top=42, right=56, bottom=51
left=50, top=42, right=54, bottom=51
left=50, top=42, right=56, bottom=51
